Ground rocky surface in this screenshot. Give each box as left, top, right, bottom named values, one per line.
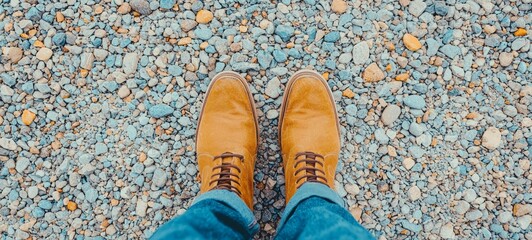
left=0, top=0, right=530, bottom=239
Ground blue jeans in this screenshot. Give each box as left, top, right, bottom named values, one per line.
left=151, top=183, right=375, bottom=239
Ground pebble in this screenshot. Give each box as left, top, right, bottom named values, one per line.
left=381, top=105, right=401, bottom=125
left=440, top=223, right=455, bottom=239
left=0, top=138, right=17, bottom=151
left=454, top=201, right=470, bottom=215
left=403, top=34, right=422, bottom=51
left=499, top=52, right=513, bottom=67
left=118, top=85, right=131, bottom=98
left=362, top=63, right=385, bottom=82
left=159, top=0, right=175, bottom=9
left=352, top=41, right=370, bottom=65
left=136, top=199, right=148, bottom=217
left=149, top=104, right=174, bottom=118
left=152, top=168, right=167, bottom=187
left=275, top=25, right=294, bottom=42
left=409, top=0, right=427, bottom=17
left=16, top=157, right=30, bottom=172
left=331, top=0, right=348, bottom=14
left=196, top=10, right=213, bottom=24
left=52, top=32, right=66, bottom=46
left=403, top=95, right=426, bottom=109
left=481, top=127, right=501, bottom=150
left=408, top=186, right=421, bottom=201
left=130, top=0, right=152, bottom=15
left=21, top=110, right=36, bottom=125
left=5, top=47, right=23, bottom=63
left=265, top=78, right=281, bottom=98
left=403, top=158, right=415, bottom=170
left=266, top=110, right=278, bottom=119
left=123, top=53, right=139, bottom=75
left=27, top=186, right=38, bottom=198
left=80, top=53, right=95, bottom=70
left=36, top=48, right=53, bottom=61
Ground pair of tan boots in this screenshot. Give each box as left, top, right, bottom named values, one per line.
left=196, top=70, right=341, bottom=209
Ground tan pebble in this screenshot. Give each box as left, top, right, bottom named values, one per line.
left=514, top=28, right=527, bottom=37
left=34, top=40, right=45, bottom=48
left=21, top=110, right=36, bottom=126
left=117, top=3, right=131, bottom=14
left=196, top=10, right=213, bottom=24
left=395, top=72, right=409, bottom=81
left=66, top=201, right=77, bottom=211
left=4, top=22, right=13, bottom=32
left=199, top=42, right=209, bottom=49
left=51, top=141, right=62, bottom=150
left=399, top=0, right=410, bottom=7
left=94, top=5, right=104, bottom=14
left=513, top=204, right=532, bottom=217
left=342, top=88, right=355, bottom=98
left=483, top=25, right=496, bottom=34
left=36, top=47, right=53, bottom=61
left=239, top=26, right=248, bottom=33
left=6, top=47, right=23, bottom=63
left=331, top=0, right=348, bottom=14
left=349, top=206, right=363, bottom=222
left=178, top=37, right=192, bottom=46
left=56, top=12, right=65, bottom=22
left=139, top=152, right=147, bottom=162
left=362, top=63, right=385, bottom=82
left=403, top=33, right=422, bottom=51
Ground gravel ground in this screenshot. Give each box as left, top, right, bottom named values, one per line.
left=0, top=0, right=531, bottom=239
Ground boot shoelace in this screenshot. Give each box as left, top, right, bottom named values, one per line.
left=294, top=151, right=327, bottom=186
left=210, top=152, right=243, bottom=195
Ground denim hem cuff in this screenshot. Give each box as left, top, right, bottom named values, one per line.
left=193, top=190, right=259, bottom=234
left=278, top=182, right=345, bottom=229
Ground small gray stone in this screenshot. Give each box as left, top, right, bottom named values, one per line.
left=352, top=41, right=369, bottom=65
left=16, top=157, right=30, bottom=173
left=409, top=0, right=427, bottom=17
left=265, top=78, right=281, bottom=98
left=130, top=0, right=152, bottom=15
left=381, top=105, right=401, bottom=125
left=152, top=168, right=167, bottom=188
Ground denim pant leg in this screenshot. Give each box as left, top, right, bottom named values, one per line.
left=275, top=183, right=375, bottom=240
left=151, top=190, right=259, bottom=240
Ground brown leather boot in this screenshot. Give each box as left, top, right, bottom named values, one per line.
left=279, top=70, right=341, bottom=203
left=196, top=71, right=258, bottom=209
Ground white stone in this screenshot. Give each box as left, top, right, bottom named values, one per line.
left=482, top=127, right=501, bottom=150
left=381, top=104, right=401, bottom=125
left=454, top=200, right=470, bottom=215
left=352, top=41, right=369, bottom=65
left=0, top=138, right=17, bottom=150
left=36, top=48, right=53, bottom=61
left=136, top=199, right=148, bottom=217
left=498, top=211, right=513, bottom=223
left=27, top=186, right=38, bottom=198
left=463, top=189, right=477, bottom=202
left=80, top=52, right=95, bottom=70
left=403, top=157, right=415, bottom=170
left=409, top=0, right=427, bottom=17
left=123, top=52, right=139, bottom=75
left=118, top=85, right=131, bottom=98
left=345, top=184, right=360, bottom=195
left=408, top=186, right=421, bottom=201
left=517, top=215, right=531, bottom=229
left=440, top=223, right=455, bottom=239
